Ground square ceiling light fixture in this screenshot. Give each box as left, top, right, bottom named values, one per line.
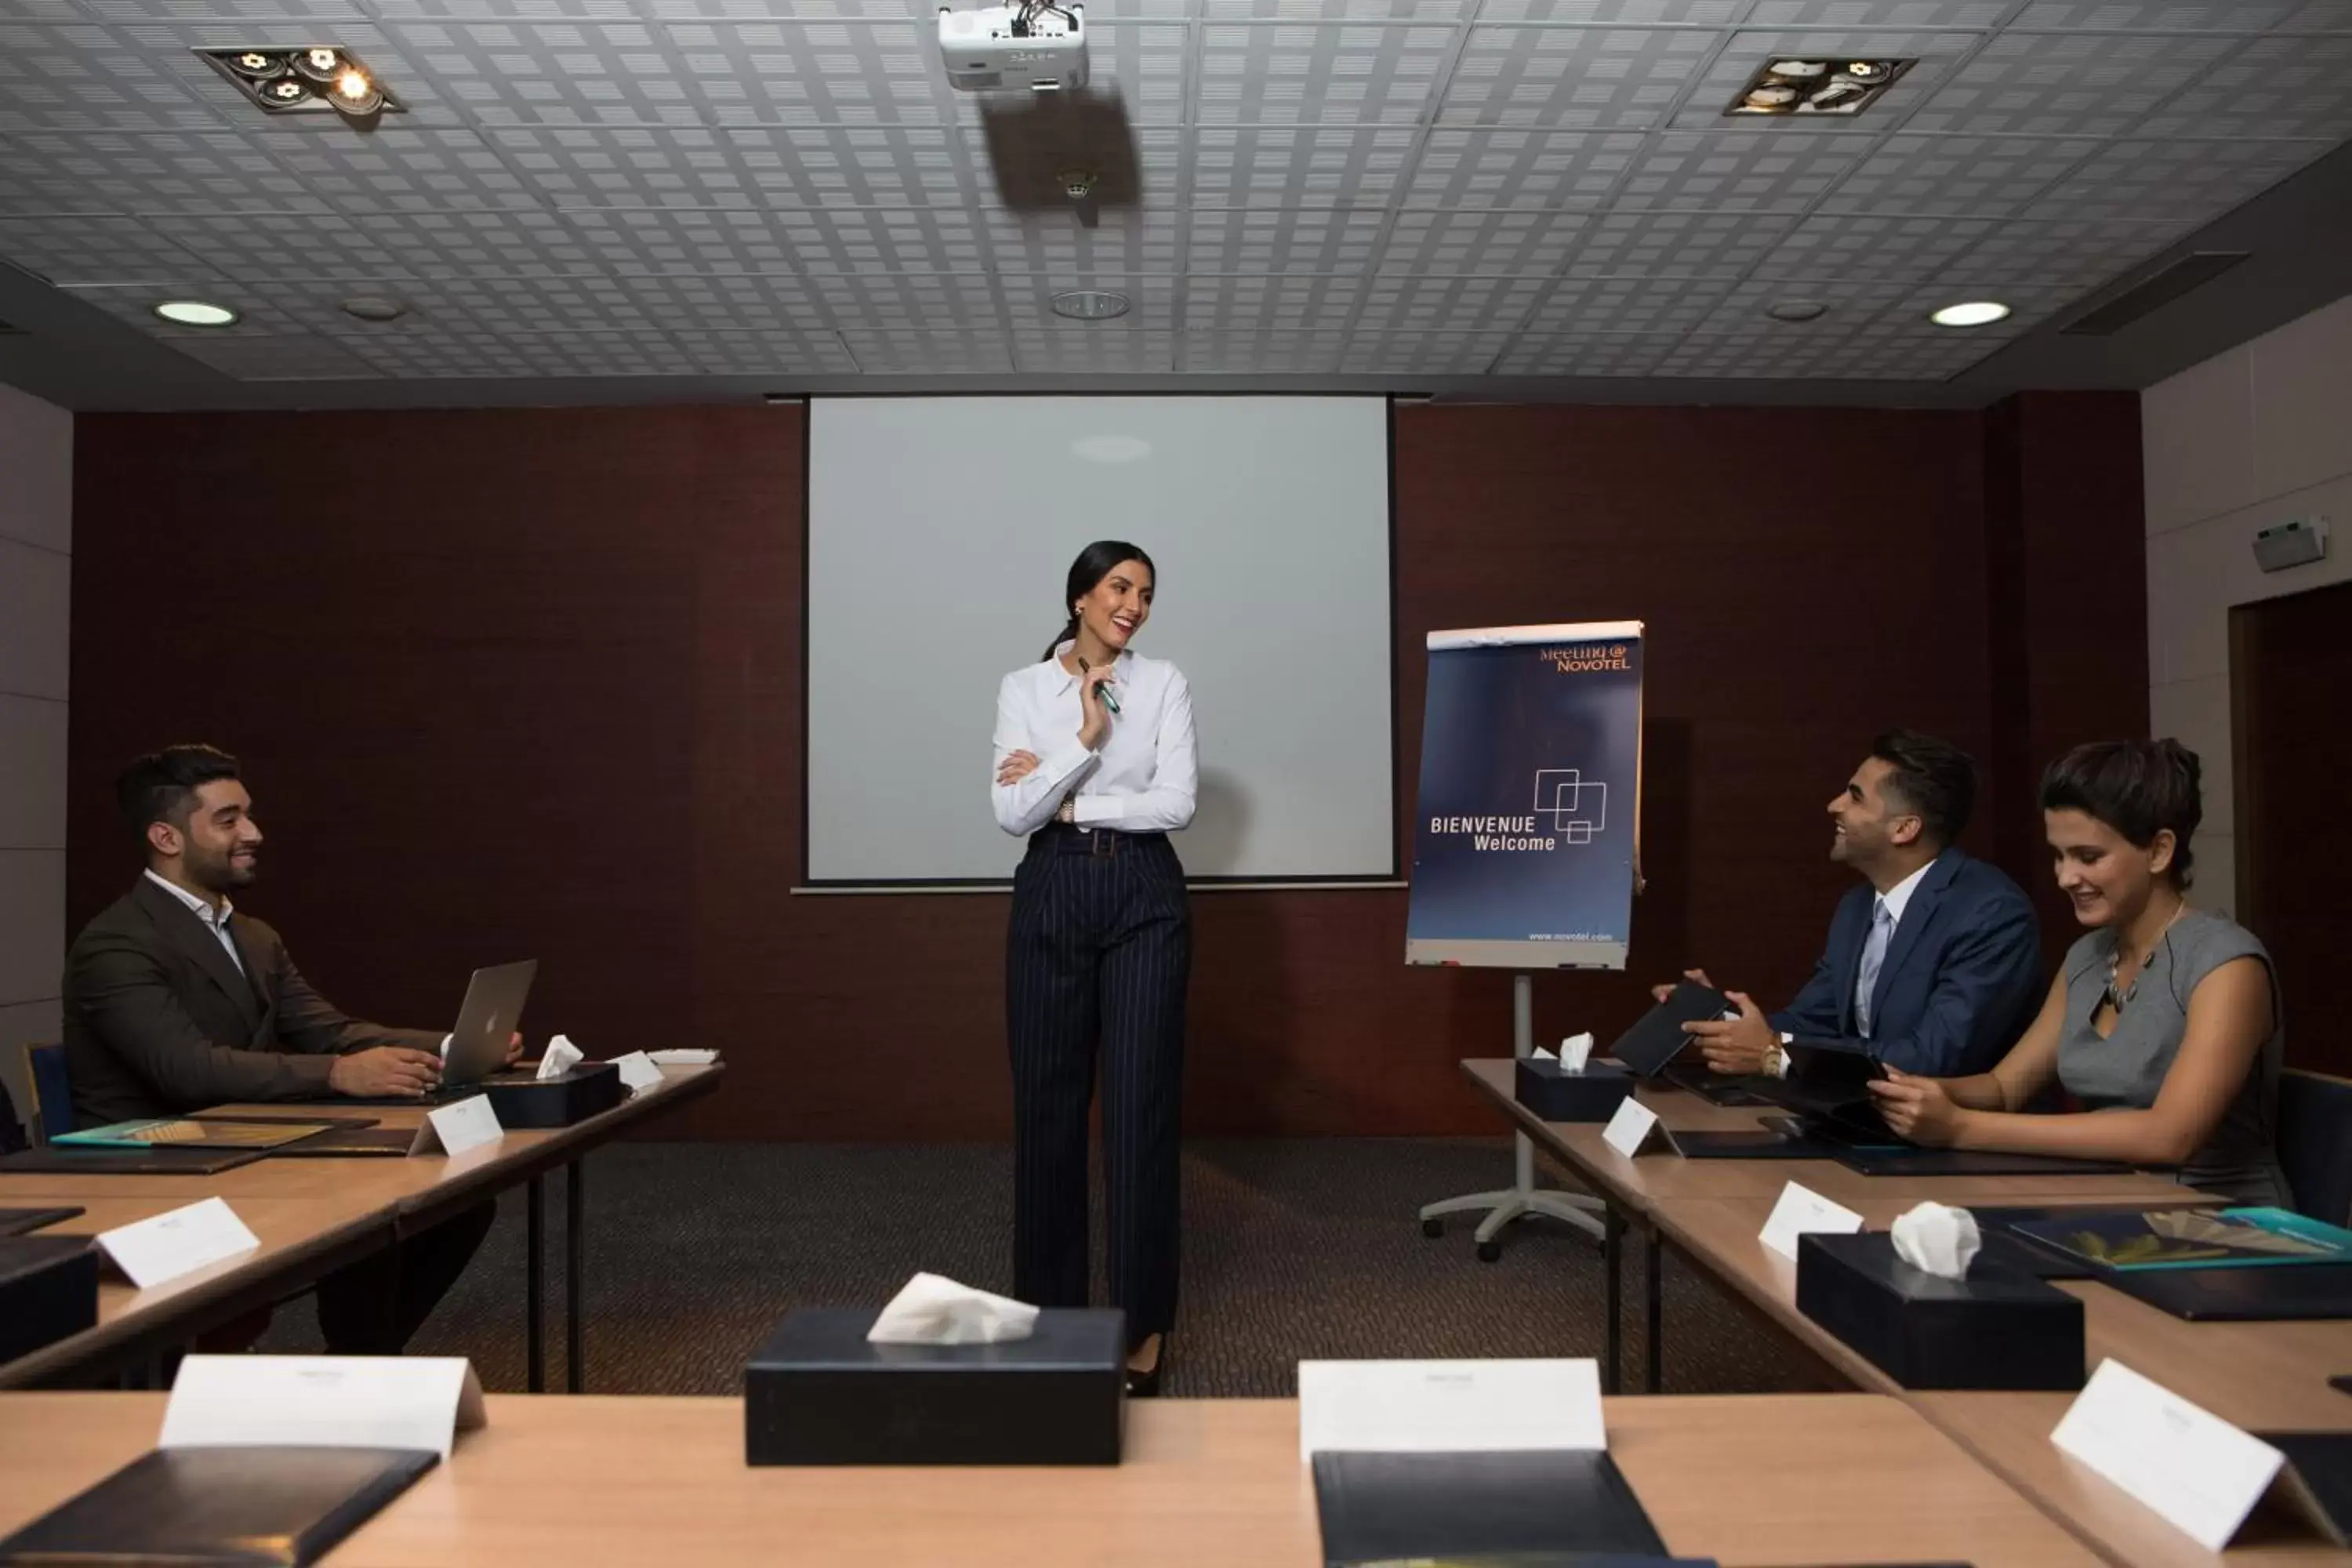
left=1727, top=57, right=1912, bottom=117
left=200, top=47, right=402, bottom=129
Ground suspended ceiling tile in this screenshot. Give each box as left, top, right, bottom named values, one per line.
left=0, top=129, right=327, bottom=215
left=802, top=269, right=1001, bottom=329
left=1174, top=328, right=1350, bottom=372
left=1000, top=274, right=1175, bottom=328
left=2005, top=2, right=2309, bottom=28
left=1819, top=131, right=2100, bottom=215
left=1336, top=329, right=1513, bottom=372
left=1196, top=23, right=1457, bottom=125
left=1374, top=208, right=1584, bottom=274
left=1443, top=27, right=1722, bottom=129
left=169, top=328, right=382, bottom=376
left=1011, top=327, right=1175, bottom=373
left=1563, top=207, right=1799, bottom=276
left=839, top=325, right=1014, bottom=372
left=1354, top=273, right=1549, bottom=330
left=1181, top=272, right=1363, bottom=331
left=145, top=206, right=604, bottom=277
left=2132, top=33, right=2352, bottom=141
left=986, top=207, right=1182, bottom=274
left=1525, top=271, right=1736, bottom=331
left=1399, top=128, right=1646, bottom=209
left=1611, top=127, right=1869, bottom=210
left=1904, top=29, right=2245, bottom=136
left=0, top=212, right=212, bottom=284
left=1185, top=205, right=1386, bottom=272
left=2021, top=135, right=2338, bottom=221
left=266, top=126, right=544, bottom=212
left=1933, top=213, right=2199, bottom=284
left=0, top=22, right=236, bottom=132
left=1490, top=331, right=1685, bottom=375
left=1750, top=212, right=1999, bottom=281
left=798, top=206, right=990, bottom=273
left=1187, top=126, right=1421, bottom=206
left=667, top=325, right=860, bottom=375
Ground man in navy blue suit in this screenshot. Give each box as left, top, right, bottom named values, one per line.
left=1665, top=731, right=2042, bottom=1079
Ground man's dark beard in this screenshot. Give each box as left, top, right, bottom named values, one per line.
left=187, top=847, right=256, bottom=893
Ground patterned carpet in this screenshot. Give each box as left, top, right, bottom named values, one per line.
left=258, top=1138, right=1821, bottom=1398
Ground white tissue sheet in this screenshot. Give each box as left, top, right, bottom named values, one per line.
left=536, top=1036, right=585, bottom=1082
left=866, top=1272, right=1041, bottom=1345
left=1561, top=1033, right=1595, bottom=1073
left=1890, top=1201, right=1982, bottom=1279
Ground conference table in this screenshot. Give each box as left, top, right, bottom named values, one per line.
left=0, top=1064, right=722, bottom=1392
left=1458, top=1058, right=2209, bottom=1394
left=0, top=1391, right=2109, bottom=1567
left=1457, top=1058, right=2352, bottom=1567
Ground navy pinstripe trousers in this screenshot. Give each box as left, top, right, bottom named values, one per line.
left=1006, top=825, right=1191, bottom=1347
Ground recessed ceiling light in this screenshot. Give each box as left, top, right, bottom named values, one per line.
left=1766, top=299, right=1827, bottom=323
left=1049, top=289, right=1129, bottom=321
left=1728, top=56, right=1913, bottom=117
left=1929, top=299, right=2013, bottom=328
left=154, top=299, right=239, bottom=328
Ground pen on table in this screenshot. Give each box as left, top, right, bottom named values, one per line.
left=1078, top=656, right=1121, bottom=714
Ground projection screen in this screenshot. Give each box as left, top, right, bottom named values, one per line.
left=804, top=396, right=1394, bottom=884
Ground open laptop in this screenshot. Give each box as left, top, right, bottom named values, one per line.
left=284, top=960, right=536, bottom=1105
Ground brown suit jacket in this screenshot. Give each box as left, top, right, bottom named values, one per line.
left=63, top=876, right=442, bottom=1126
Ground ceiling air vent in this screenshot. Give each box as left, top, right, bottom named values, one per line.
left=2060, top=252, right=2249, bottom=336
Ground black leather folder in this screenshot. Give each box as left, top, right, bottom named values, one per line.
left=1965, top=1204, right=2195, bottom=1280
left=1609, top=983, right=1731, bottom=1079
left=2262, top=1432, right=2352, bottom=1548
left=1310, top=1450, right=1668, bottom=1566
left=2105, top=1262, right=2352, bottom=1322
left=0, top=1446, right=439, bottom=1566
left=0, top=1207, right=82, bottom=1237
left=0, top=1145, right=267, bottom=1176
left=1662, top=1128, right=1844, bottom=1160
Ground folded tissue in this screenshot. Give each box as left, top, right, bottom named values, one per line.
left=1889, top=1201, right=1982, bottom=1280
left=866, top=1273, right=1040, bottom=1346
left=536, top=1035, right=585, bottom=1081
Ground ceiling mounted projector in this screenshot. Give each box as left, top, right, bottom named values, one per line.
left=938, top=3, right=1088, bottom=94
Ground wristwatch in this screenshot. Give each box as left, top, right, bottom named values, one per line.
left=1764, top=1032, right=1793, bottom=1077
left=1055, top=792, right=1077, bottom=825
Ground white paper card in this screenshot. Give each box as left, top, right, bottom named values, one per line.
left=2052, top=1359, right=2287, bottom=1552
left=610, top=1051, right=663, bottom=1093
left=97, top=1198, right=260, bottom=1290
left=414, top=1094, right=503, bottom=1157
left=536, top=1035, right=584, bottom=1081
left=1758, top=1181, right=1865, bottom=1261
left=1601, top=1096, right=1663, bottom=1157
left=648, top=1049, right=718, bottom=1066
left=1297, top=1359, right=1605, bottom=1460
left=162, top=1356, right=488, bottom=1461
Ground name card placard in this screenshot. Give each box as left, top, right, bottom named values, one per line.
left=1759, top=1181, right=1864, bottom=1261
left=162, top=1356, right=488, bottom=1461
left=412, top=1095, right=503, bottom=1157
left=97, top=1198, right=260, bottom=1290
left=2052, top=1359, right=2287, bottom=1552
left=1601, top=1097, right=1664, bottom=1158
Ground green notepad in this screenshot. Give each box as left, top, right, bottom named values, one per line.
left=2012, top=1206, right=2352, bottom=1272
left=53, top=1118, right=332, bottom=1152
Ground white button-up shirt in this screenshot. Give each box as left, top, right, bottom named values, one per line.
left=1855, top=857, right=1934, bottom=1025
left=992, top=644, right=1198, bottom=837
left=145, top=868, right=244, bottom=975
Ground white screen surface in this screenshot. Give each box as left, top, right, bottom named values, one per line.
left=807, top=396, right=1394, bottom=883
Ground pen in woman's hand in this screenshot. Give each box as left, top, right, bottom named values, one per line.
left=1078, top=655, right=1121, bottom=714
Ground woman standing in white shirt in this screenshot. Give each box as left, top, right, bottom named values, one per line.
left=993, top=541, right=1196, bottom=1397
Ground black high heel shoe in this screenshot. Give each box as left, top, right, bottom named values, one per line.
left=1125, top=1334, right=1167, bottom=1399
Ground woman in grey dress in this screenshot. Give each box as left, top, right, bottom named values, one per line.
left=1869, top=739, right=2289, bottom=1206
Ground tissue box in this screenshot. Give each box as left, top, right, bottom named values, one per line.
left=0, top=1236, right=100, bottom=1363
left=480, top=1064, right=623, bottom=1128
left=1795, top=1232, right=2083, bottom=1391
left=746, top=1307, right=1124, bottom=1466
left=1515, top=1060, right=1636, bottom=1123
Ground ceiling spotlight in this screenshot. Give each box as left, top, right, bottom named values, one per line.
left=1729, top=56, right=1912, bottom=117
left=1766, top=299, right=1827, bottom=323
left=154, top=299, right=239, bottom=328
left=199, top=46, right=402, bottom=125
left=292, top=45, right=343, bottom=82
left=1929, top=299, right=2013, bottom=328
left=339, top=293, right=406, bottom=322
left=1050, top=289, right=1129, bottom=321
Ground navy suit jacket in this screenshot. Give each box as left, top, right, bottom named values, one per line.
left=1767, top=848, right=2043, bottom=1078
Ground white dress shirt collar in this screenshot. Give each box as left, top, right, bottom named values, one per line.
left=1876, top=858, right=1934, bottom=927
left=145, top=867, right=233, bottom=930
left=1046, top=641, right=1127, bottom=695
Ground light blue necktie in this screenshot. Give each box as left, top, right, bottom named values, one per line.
left=1855, top=898, right=1895, bottom=1040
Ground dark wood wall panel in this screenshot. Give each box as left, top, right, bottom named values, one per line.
left=67, top=400, right=2140, bottom=1140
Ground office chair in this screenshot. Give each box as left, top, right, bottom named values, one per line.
left=2278, top=1066, right=2352, bottom=1225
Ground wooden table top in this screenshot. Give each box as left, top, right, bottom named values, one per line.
left=0, top=1065, right=720, bottom=1388
left=1461, top=1058, right=2211, bottom=1211
left=1657, top=1195, right=2352, bottom=1435
left=1916, top=1392, right=2352, bottom=1568
left=0, top=1392, right=2104, bottom=1567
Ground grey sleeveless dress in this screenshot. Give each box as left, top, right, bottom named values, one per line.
left=2056, top=909, right=2291, bottom=1207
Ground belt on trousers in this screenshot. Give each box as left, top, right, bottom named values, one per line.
left=1033, top=823, right=1167, bottom=858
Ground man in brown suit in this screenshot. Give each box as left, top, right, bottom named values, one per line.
left=64, top=745, right=507, bottom=1354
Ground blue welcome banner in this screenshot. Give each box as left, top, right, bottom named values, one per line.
left=1405, top=621, right=1644, bottom=970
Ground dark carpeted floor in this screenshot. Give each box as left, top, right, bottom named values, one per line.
left=258, top=1138, right=1820, bottom=1398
